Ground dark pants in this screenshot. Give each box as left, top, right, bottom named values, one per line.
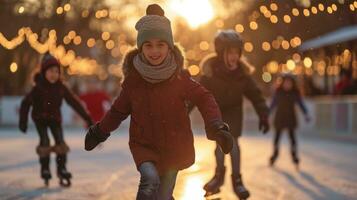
left=215, top=137, right=241, bottom=176
left=272, top=128, right=298, bottom=162
left=34, top=120, right=64, bottom=147
left=136, top=162, right=178, bottom=200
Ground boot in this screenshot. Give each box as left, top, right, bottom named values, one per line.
left=203, top=167, right=226, bottom=197
left=292, top=151, right=300, bottom=169
left=232, top=174, right=250, bottom=199
left=269, top=149, right=279, bottom=166
left=39, top=156, right=51, bottom=186
left=56, top=154, right=72, bottom=187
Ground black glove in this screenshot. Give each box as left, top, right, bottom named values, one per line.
left=259, top=115, right=270, bottom=134
left=206, top=122, right=233, bottom=154
left=215, top=129, right=234, bottom=154
left=85, top=123, right=110, bottom=151
left=19, top=121, right=27, bottom=134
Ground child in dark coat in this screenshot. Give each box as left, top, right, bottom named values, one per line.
left=199, top=30, right=270, bottom=199
left=269, top=74, right=310, bottom=168
left=84, top=4, right=233, bottom=200
left=19, top=53, right=93, bottom=186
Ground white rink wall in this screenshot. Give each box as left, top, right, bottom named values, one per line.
left=1, top=96, right=356, bottom=136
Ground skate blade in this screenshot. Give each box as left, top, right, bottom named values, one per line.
left=237, top=191, right=250, bottom=199
left=59, top=178, right=71, bottom=187
left=204, top=188, right=221, bottom=197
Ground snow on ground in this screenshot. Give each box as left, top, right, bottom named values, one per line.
left=1, top=126, right=357, bottom=200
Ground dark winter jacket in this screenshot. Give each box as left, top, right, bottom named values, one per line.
left=199, top=55, right=269, bottom=137
left=270, top=88, right=308, bottom=130
left=19, top=74, right=93, bottom=126
left=98, top=46, right=223, bottom=175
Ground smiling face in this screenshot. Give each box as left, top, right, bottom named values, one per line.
left=45, top=66, right=60, bottom=83
left=224, top=47, right=241, bottom=71
left=141, top=38, right=170, bottom=66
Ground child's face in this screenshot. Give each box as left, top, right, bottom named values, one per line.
left=283, top=79, right=293, bottom=91
left=142, top=39, right=169, bottom=66
left=224, top=47, right=241, bottom=71
left=45, top=66, right=60, bottom=83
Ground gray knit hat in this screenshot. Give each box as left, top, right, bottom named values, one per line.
left=135, top=4, right=174, bottom=49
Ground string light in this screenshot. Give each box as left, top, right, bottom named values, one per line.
left=235, top=24, right=244, bottom=33
left=10, top=62, right=18, bottom=73
left=56, top=7, right=64, bottom=15
left=270, top=15, right=278, bottom=23
left=101, top=32, right=110, bottom=41
left=292, top=8, right=300, bottom=16
left=249, top=21, right=258, bottom=30
left=188, top=65, right=200, bottom=76
left=18, top=6, right=25, bottom=14
left=262, top=42, right=271, bottom=51
left=199, top=41, right=210, bottom=51
left=244, top=42, right=254, bottom=52
left=283, top=15, right=291, bottom=23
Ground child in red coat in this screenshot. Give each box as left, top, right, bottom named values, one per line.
left=19, top=53, right=93, bottom=186
left=84, top=4, right=233, bottom=200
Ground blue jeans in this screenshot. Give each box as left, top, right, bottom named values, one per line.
left=136, top=162, right=178, bottom=200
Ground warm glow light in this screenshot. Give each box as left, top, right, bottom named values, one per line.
left=262, top=42, right=271, bottom=51
left=102, top=32, right=110, bottom=41
left=56, top=7, right=63, bottom=15
left=181, top=175, right=205, bottom=200
left=262, top=72, right=272, bottom=83
left=332, top=4, right=338, bottom=11
left=10, top=62, right=18, bottom=73
left=283, top=15, right=291, bottom=23
left=18, top=6, right=25, bottom=14
left=270, top=15, right=278, bottom=23
left=235, top=24, right=244, bottom=33
left=169, top=0, right=214, bottom=29
left=199, top=41, right=209, bottom=51
left=287, top=59, right=296, bottom=71
left=73, top=36, right=81, bottom=45
left=87, top=38, right=96, bottom=47
left=260, top=5, right=268, bottom=14
left=64, top=4, right=71, bottom=12
left=249, top=21, right=258, bottom=30
left=304, top=57, right=312, bottom=68
left=281, top=40, right=290, bottom=49
left=303, top=9, right=310, bottom=16
left=244, top=42, right=254, bottom=52
left=292, top=8, right=300, bottom=16
left=267, top=61, right=279, bottom=73
left=327, top=7, right=333, bottom=13
left=270, top=3, right=278, bottom=11
left=215, top=19, right=224, bottom=28
left=311, top=6, right=318, bottom=14
left=318, top=4, right=325, bottom=11
left=106, top=40, right=115, bottom=50
left=188, top=65, right=200, bottom=76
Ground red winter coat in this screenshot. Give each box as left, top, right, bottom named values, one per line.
left=98, top=46, right=222, bottom=175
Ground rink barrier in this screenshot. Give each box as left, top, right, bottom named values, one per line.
left=0, top=96, right=356, bottom=136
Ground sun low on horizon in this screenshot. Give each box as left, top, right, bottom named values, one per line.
left=168, top=0, right=215, bottom=29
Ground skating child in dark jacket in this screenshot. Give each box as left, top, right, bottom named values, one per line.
left=84, top=4, right=233, bottom=200
left=269, top=74, right=310, bottom=168
left=198, top=30, right=270, bottom=199
left=19, top=53, right=93, bottom=186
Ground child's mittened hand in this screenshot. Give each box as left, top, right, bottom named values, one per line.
left=215, top=129, right=234, bottom=154
left=85, top=123, right=110, bottom=151
left=259, top=116, right=270, bottom=134
left=19, top=122, right=27, bottom=134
